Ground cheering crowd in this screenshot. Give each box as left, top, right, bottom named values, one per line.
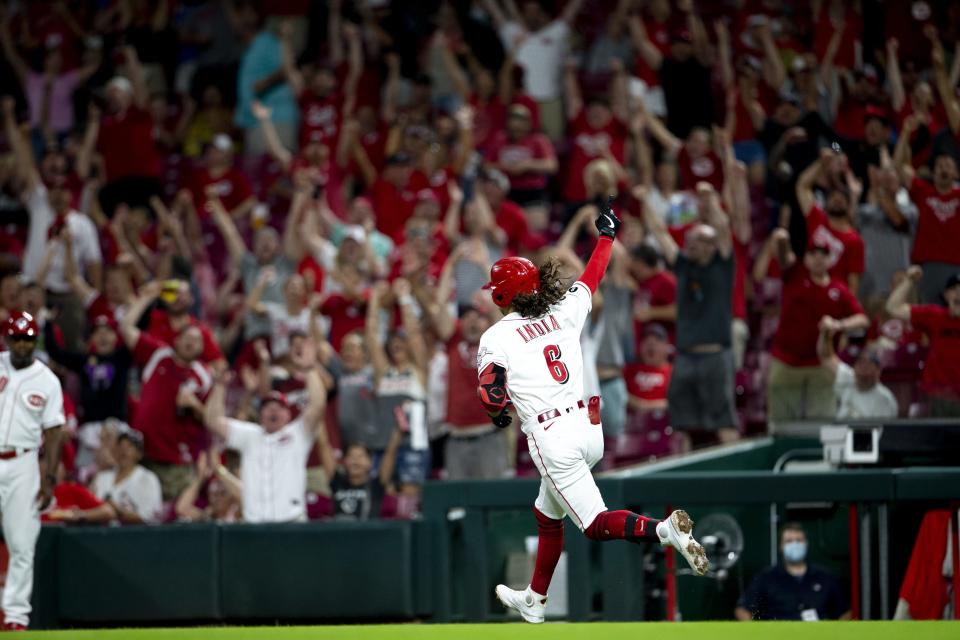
left=0, top=0, right=959, bottom=524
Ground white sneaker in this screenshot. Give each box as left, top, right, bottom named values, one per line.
left=495, top=584, right=546, bottom=623
left=656, top=510, right=709, bottom=576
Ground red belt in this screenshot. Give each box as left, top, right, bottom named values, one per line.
left=0, top=448, right=32, bottom=460
left=537, top=400, right=586, bottom=423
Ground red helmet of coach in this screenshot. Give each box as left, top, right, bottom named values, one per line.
left=6, top=311, right=38, bottom=338
left=482, top=257, right=540, bottom=308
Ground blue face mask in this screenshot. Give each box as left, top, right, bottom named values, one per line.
left=783, top=541, right=808, bottom=563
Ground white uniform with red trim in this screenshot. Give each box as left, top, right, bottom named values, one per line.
left=477, top=280, right=606, bottom=531
left=0, top=352, right=65, bottom=627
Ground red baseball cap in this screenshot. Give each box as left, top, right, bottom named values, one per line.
left=261, top=391, right=291, bottom=411
left=6, top=311, right=38, bottom=338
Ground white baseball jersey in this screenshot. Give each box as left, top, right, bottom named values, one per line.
left=477, top=280, right=592, bottom=432
left=225, top=417, right=313, bottom=523
left=0, top=352, right=65, bottom=449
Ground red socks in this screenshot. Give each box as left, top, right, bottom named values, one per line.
left=530, top=508, right=564, bottom=597
left=584, top=510, right=661, bottom=542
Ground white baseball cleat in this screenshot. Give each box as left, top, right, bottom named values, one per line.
left=657, top=510, right=710, bottom=576
left=495, top=584, right=546, bottom=623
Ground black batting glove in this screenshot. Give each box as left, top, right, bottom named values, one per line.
left=595, top=195, right=621, bottom=238
left=491, top=409, right=512, bottom=429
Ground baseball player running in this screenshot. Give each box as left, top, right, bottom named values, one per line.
left=0, top=312, right=65, bottom=631
left=477, top=198, right=708, bottom=623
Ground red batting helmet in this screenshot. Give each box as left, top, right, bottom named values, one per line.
left=6, top=311, right=38, bottom=338
left=482, top=257, right=540, bottom=308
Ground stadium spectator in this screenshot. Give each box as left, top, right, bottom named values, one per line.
left=816, top=331, right=899, bottom=420
left=886, top=266, right=960, bottom=416
left=484, top=0, right=585, bottom=140
left=119, top=282, right=213, bottom=500
left=41, top=444, right=116, bottom=525
left=735, top=522, right=850, bottom=621
left=644, top=181, right=739, bottom=450
left=144, top=278, right=226, bottom=371
left=624, top=323, right=672, bottom=414
left=91, top=429, right=164, bottom=525
left=204, top=343, right=327, bottom=523
left=174, top=450, right=242, bottom=523
left=315, top=427, right=404, bottom=521
left=626, top=239, right=677, bottom=349
left=766, top=227, right=868, bottom=422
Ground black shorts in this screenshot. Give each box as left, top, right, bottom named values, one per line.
left=667, top=349, right=739, bottom=431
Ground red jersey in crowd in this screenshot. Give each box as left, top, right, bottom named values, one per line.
left=677, top=145, right=724, bottom=191
left=470, top=93, right=506, bottom=156
left=909, top=177, right=960, bottom=265
left=563, top=108, right=628, bottom=202
left=97, top=106, right=162, bottom=181
left=624, top=362, right=671, bottom=404
left=370, top=171, right=430, bottom=241
left=486, top=131, right=555, bottom=192
left=299, top=91, right=344, bottom=149
left=444, top=329, right=491, bottom=430
left=320, top=293, right=368, bottom=351
left=290, top=156, right=347, bottom=219
left=633, top=270, right=677, bottom=349
left=632, top=16, right=670, bottom=89
left=146, top=309, right=224, bottom=365
left=771, top=263, right=864, bottom=367
left=910, top=305, right=960, bottom=399
left=187, top=166, right=254, bottom=216
left=806, top=205, right=866, bottom=284
left=41, top=482, right=105, bottom=522
left=495, top=199, right=530, bottom=255
left=131, top=332, right=213, bottom=465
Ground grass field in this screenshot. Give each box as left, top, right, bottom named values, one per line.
left=17, top=622, right=959, bottom=640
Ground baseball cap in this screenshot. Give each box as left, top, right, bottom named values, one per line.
left=261, top=391, right=291, bottom=411
left=211, top=133, right=234, bottom=152
left=808, top=236, right=831, bottom=253
left=386, top=152, right=412, bottom=166
left=642, top=323, right=669, bottom=341
left=341, top=224, right=366, bottom=244
left=943, top=273, right=960, bottom=292
left=6, top=311, right=38, bottom=339
left=864, top=104, right=889, bottom=124
left=107, top=76, right=133, bottom=95
left=90, top=314, right=118, bottom=331
left=416, top=189, right=440, bottom=205
left=117, top=429, right=145, bottom=452
left=508, top=103, right=531, bottom=119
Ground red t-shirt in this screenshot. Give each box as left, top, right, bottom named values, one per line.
left=633, top=270, right=677, bottom=348
left=624, top=362, right=671, bottom=403
left=354, top=122, right=389, bottom=180
left=470, top=93, right=506, bottom=156
left=146, top=309, right=224, bottom=365
left=677, top=145, right=724, bottom=191
left=98, top=106, right=162, bottom=181
left=910, top=305, right=960, bottom=399
left=486, top=131, right=556, bottom=192
left=132, top=333, right=212, bottom=464
left=84, top=292, right=123, bottom=326
left=298, top=91, right=343, bottom=149
left=320, top=293, right=368, bottom=351
left=633, top=17, right=670, bottom=88
left=369, top=177, right=421, bottom=241
left=445, top=329, right=491, bottom=429
left=833, top=97, right=867, bottom=141
left=41, top=482, right=104, bottom=522
left=496, top=199, right=530, bottom=255
left=771, top=263, right=864, bottom=367
left=188, top=166, right=254, bottom=215
left=290, top=157, right=347, bottom=219
left=909, top=177, right=960, bottom=265
left=563, top=109, right=628, bottom=202
left=806, top=205, right=866, bottom=283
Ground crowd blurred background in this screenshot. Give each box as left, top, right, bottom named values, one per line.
left=1, top=0, right=959, bottom=525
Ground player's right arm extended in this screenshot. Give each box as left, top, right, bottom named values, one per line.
left=478, top=362, right=512, bottom=429
left=579, top=196, right=621, bottom=293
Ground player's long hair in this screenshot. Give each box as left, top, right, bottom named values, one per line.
left=511, top=259, right=568, bottom=319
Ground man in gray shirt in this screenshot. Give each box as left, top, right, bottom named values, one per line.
left=644, top=182, right=739, bottom=451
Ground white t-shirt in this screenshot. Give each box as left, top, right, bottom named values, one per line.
left=261, top=302, right=312, bottom=358
left=22, top=185, right=102, bottom=294
left=834, top=362, right=899, bottom=420
left=92, top=465, right=163, bottom=523
left=226, top=417, right=313, bottom=523
left=477, top=280, right=592, bottom=431
left=0, top=352, right=65, bottom=449
left=499, top=20, right=569, bottom=101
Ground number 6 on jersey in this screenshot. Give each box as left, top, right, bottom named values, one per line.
left=542, top=344, right=568, bottom=384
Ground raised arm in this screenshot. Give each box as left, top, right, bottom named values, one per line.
left=0, top=16, right=30, bottom=82
left=636, top=186, right=679, bottom=265
left=928, top=26, right=960, bottom=134
left=628, top=13, right=663, bottom=72
left=76, top=104, right=100, bottom=181
left=434, top=31, right=471, bottom=102
left=119, top=281, right=161, bottom=349
left=121, top=46, right=149, bottom=110
left=342, top=21, right=363, bottom=117
left=885, top=38, right=905, bottom=113
left=816, top=324, right=840, bottom=376
left=756, top=21, right=785, bottom=91
left=278, top=21, right=304, bottom=97
left=771, top=227, right=796, bottom=270
left=431, top=246, right=461, bottom=342
left=365, top=281, right=390, bottom=384
left=697, top=182, right=732, bottom=258
left=578, top=196, right=621, bottom=294
left=203, top=373, right=231, bottom=441
left=1, top=96, right=40, bottom=191
left=563, top=58, right=583, bottom=121
left=393, top=278, right=428, bottom=383
left=643, top=110, right=683, bottom=156
left=300, top=359, right=328, bottom=436
left=244, top=266, right=275, bottom=315
left=381, top=53, right=402, bottom=125
left=482, top=0, right=509, bottom=31
left=251, top=101, right=293, bottom=170
left=559, top=0, right=585, bottom=24
left=715, top=20, right=734, bottom=91
left=795, top=150, right=827, bottom=215
left=377, top=425, right=404, bottom=488
left=208, top=196, right=248, bottom=267
left=892, top=114, right=918, bottom=185
left=886, top=265, right=921, bottom=321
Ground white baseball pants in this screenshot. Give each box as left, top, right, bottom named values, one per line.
left=0, top=450, right=40, bottom=627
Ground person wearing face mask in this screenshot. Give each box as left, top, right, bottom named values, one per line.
left=735, top=523, right=850, bottom=621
